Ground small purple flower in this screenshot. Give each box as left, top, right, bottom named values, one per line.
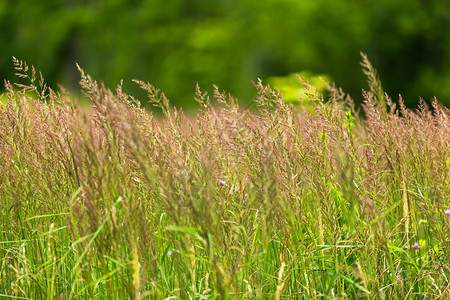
left=167, top=251, right=173, bottom=257
left=412, top=244, right=420, bottom=250
left=445, top=209, right=450, bottom=216
left=219, top=180, right=228, bottom=187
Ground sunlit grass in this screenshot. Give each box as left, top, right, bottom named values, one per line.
left=0, top=56, right=449, bottom=299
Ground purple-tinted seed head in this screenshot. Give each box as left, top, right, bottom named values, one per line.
left=445, top=209, right=450, bottom=216
left=412, top=244, right=420, bottom=250
left=219, top=180, right=228, bottom=187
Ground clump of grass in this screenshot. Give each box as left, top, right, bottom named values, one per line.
left=0, top=55, right=449, bottom=299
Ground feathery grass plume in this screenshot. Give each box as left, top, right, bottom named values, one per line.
left=360, top=52, right=387, bottom=120
left=0, top=57, right=449, bottom=298
left=13, top=56, right=49, bottom=103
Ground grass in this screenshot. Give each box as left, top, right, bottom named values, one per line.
left=0, top=55, right=449, bottom=299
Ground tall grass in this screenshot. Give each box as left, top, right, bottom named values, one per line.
left=0, top=55, right=449, bottom=299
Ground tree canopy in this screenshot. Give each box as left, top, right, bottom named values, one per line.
left=2, top=0, right=449, bottom=107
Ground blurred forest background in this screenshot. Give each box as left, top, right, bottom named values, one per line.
left=2, top=0, right=449, bottom=108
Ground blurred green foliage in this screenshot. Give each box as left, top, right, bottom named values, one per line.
left=2, top=0, right=449, bottom=107
left=267, top=71, right=331, bottom=102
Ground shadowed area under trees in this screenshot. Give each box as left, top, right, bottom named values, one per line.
left=1, top=0, right=449, bottom=108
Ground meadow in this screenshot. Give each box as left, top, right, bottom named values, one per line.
left=0, top=56, right=449, bottom=299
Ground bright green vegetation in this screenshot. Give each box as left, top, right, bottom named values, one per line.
left=0, top=57, right=449, bottom=299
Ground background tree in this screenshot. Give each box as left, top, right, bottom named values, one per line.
left=2, top=0, right=449, bottom=108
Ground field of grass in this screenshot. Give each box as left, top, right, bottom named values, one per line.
left=1, top=56, right=449, bottom=299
